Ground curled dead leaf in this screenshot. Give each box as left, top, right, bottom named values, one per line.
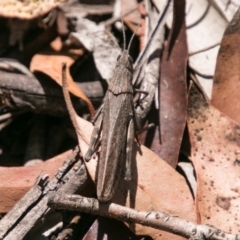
left=30, top=38, right=95, bottom=117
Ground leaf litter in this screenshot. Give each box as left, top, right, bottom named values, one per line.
left=0, top=0, right=240, bottom=240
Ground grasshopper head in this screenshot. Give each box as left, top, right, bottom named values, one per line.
left=116, top=49, right=133, bottom=72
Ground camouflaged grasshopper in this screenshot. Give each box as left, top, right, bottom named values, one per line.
left=85, top=31, right=139, bottom=202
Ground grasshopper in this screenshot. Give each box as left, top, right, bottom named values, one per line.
left=85, top=31, right=140, bottom=202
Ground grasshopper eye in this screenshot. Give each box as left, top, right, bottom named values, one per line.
left=117, top=55, right=121, bottom=61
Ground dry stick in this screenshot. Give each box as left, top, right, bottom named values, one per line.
left=58, top=155, right=88, bottom=194
left=53, top=157, right=88, bottom=240
left=0, top=113, right=12, bottom=122
left=0, top=146, right=87, bottom=240
left=0, top=175, right=49, bottom=240
left=0, top=70, right=99, bottom=116
left=55, top=214, right=81, bottom=240
left=49, top=194, right=240, bottom=240
left=1, top=147, right=79, bottom=240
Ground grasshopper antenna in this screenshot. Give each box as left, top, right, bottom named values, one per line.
left=121, top=18, right=126, bottom=50
left=127, top=22, right=141, bottom=52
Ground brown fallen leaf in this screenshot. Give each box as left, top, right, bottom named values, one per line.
left=157, top=0, right=188, bottom=168
left=0, top=150, right=71, bottom=213
left=30, top=37, right=95, bottom=118
left=67, top=113, right=196, bottom=239
left=188, top=84, right=240, bottom=233
left=211, top=7, right=240, bottom=124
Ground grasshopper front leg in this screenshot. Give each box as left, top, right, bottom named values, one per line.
left=91, top=103, right=104, bottom=124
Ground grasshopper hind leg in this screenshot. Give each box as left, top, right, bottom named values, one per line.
left=124, top=118, right=135, bottom=181
left=85, top=113, right=103, bottom=162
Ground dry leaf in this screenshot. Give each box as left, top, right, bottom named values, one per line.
left=212, top=7, right=240, bottom=123
left=158, top=0, right=188, bottom=168
left=0, top=150, right=71, bottom=213
left=188, top=84, right=240, bottom=233
left=69, top=17, right=121, bottom=83
left=30, top=37, right=95, bottom=117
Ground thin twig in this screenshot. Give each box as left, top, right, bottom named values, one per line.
left=188, top=42, right=220, bottom=56
left=56, top=214, right=81, bottom=240
left=49, top=194, right=240, bottom=240
left=0, top=146, right=88, bottom=240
